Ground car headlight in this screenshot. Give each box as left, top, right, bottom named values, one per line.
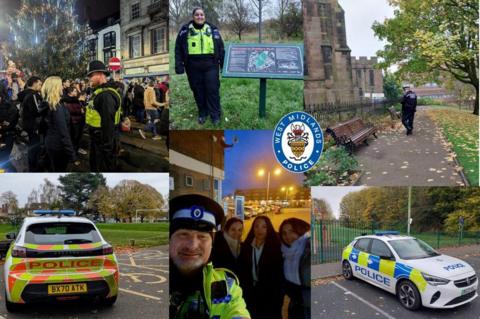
left=422, top=273, right=450, bottom=286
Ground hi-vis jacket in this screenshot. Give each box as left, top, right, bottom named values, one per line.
left=85, top=87, right=121, bottom=128
left=174, top=21, right=225, bottom=74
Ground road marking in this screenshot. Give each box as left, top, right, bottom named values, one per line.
left=129, top=254, right=137, bottom=266
left=121, top=272, right=167, bottom=284
left=118, top=262, right=169, bottom=274
left=119, top=288, right=161, bottom=301
left=331, top=281, right=397, bottom=319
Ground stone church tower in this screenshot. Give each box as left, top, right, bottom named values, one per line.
left=303, top=0, right=359, bottom=105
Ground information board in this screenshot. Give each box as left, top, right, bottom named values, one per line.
left=222, top=43, right=304, bottom=79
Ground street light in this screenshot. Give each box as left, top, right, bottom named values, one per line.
left=257, top=167, right=281, bottom=204
left=281, top=186, right=294, bottom=201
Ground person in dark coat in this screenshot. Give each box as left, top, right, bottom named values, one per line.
left=18, top=76, right=45, bottom=171
left=63, top=86, right=85, bottom=154
left=41, top=76, right=76, bottom=172
left=211, top=217, right=244, bottom=276
left=0, top=81, right=19, bottom=169
left=401, top=86, right=417, bottom=135
left=279, top=218, right=311, bottom=319
left=175, top=7, right=225, bottom=125
left=239, top=216, right=284, bottom=319
left=133, top=82, right=145, bottom=123
left=85, top=60, right=121, bottom=172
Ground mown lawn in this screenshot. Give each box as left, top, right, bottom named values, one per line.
left=426, top=108, right=479, bottom=185
left=169, top=39, right=304, bottom=129
left=0, top=223, right=169, bottom=248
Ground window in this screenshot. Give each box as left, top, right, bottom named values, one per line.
left=370, top=239, right=393, bottom=258
left=25, top=222, right=101, bottom=245
left=131, top=3, right=140, bottom=20
left=87, top=38, right=97, bottom=61
left=203, top=179, right=210, bottom=191
left=353, top=238, right=371, bottom=252
left=369, top=70, right=375, bottom=86
left=103, top=31, right=116, bottom=49
left=129, top=34, right=141, bottom=58
left=321, top=46, right=332, bottom=79
left=151, top=27, right=166, bottom=54
left=104, top=50, right=115, bottom=64
left=185, top=175, right=193, bottom=187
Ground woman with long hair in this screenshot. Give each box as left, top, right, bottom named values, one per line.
left=279, top=218, right=311, bottom=319
left=239, top=216, right=284, bottom=319
left=42, top=76, right=76, bottom=171
left=211, top=217, right=243, bottom=275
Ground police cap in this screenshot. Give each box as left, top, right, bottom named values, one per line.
left=169, top=194, right=224, bottom=236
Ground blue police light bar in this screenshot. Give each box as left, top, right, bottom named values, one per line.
left=374, top=231, right=400, bottom=236
left=33, top=210, right=76, bottom=216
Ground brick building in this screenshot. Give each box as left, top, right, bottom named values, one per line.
left=351, top=56, right=384, bottom=100
left=120, top=0, right=169, bottom=79
left=304, top=0, right=383, bottom=105
left=170, top=131, right=225, bottom=203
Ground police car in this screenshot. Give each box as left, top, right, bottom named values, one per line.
left=342, top=231, right=478, bottom=310
left=3, top=210, right=119, bottom=312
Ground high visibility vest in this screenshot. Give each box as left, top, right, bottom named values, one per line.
left=202, top=263, right=250, bottom=319
left=85, top=87, right=122, bottom=128
left=187, top=24, right=215, bottom=55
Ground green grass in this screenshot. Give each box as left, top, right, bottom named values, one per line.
left=96, top=223, right=169, bottom=248
left=426, top=108, right=479, bottom=185
left=169, top=40, right=303, bottom=129
left=0, top=223, right=169, bottom=249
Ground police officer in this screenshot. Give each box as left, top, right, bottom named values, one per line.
left=169, top=194, right=250, bottom=319
left=85, top=60, right=122, bottom=171
left=175, top=8, right=225, bottom=125
left=401, top=86, right=417, bottom=135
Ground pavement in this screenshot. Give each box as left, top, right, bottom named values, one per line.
left=355, top=108, right=465, bottom=186
left=0, top=246, right=168, bottom=318
left=312, top=245, right=480, bottom=319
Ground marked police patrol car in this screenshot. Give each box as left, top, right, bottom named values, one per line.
left=3, top=210, right=119, bottom=312
left=342, top=231, right=478, bottom=310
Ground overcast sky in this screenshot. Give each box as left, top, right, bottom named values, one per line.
left=338, top=0, right=395, bottom=58
left=0, top=173, right=169, bottom=206
left=312, top=186, right=366, bottom=219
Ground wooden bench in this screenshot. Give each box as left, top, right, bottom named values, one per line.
left=326, top=118, right=377, bottom=153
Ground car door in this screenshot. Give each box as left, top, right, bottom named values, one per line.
left=368, top=239, right=397, bottom=293
left=350, top=238, right=372, bottom=280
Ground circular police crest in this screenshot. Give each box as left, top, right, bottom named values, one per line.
left=273, top=111, right=323, bottom=173
left=190, top=206, right=204, bottom=220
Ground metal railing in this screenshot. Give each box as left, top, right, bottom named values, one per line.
left=311, top=219, right=480, bottom=264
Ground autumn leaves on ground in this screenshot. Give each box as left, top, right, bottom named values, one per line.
left=427, top=107, right=479, bottom=185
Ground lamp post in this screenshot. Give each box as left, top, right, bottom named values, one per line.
left=281, top=186, right=294, bottom=201
left=257, top=167, right=281, bottom=204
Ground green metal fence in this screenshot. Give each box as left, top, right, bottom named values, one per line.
left=311, top=219, right=480, bottom=265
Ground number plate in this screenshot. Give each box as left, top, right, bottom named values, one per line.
left=48, top=283, right=87, bottom=295
left=461, top=286, right=476, bottom=295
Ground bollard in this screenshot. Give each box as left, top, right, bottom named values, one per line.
left=130, top=239, right=135, bottom=247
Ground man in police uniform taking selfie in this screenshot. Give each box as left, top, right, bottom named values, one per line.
left=169, top=194, right=250, bottom=319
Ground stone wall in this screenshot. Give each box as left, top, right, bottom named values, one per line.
left=351, top=56, right=384, bottom=98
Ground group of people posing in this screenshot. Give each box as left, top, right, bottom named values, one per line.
left=170, top=194, right=310, bottom=319
left=0, top=60, right=169, bottom=172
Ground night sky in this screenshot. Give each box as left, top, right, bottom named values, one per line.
left=222, top=130, right=305, bottom=196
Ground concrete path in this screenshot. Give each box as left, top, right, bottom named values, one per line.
left=355, top=109, right=465, bottom=186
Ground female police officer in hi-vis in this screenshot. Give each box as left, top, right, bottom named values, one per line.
left=174, top=7, right=225, bottom=125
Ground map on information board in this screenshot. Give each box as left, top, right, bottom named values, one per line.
left=222, top=43, right=304, bottom=79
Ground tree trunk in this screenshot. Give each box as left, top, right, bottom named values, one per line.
left=474, top=87, right=479, bottom=116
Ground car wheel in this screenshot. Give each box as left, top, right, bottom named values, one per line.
left=5, top=291, right=20, bottom=312
left=342, top=261, right=354, bottom=280
left=397, top=280, right=421, bottom=310
left=101, top=295, right=117, bottom=307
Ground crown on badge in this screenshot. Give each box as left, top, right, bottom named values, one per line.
left=291, top=124, right=305, bottom=137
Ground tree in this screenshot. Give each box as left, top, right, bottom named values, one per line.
left=35, top=179, right=62, bottom=210
left=226, top=0, right=252, bottom=40
left=312, top=198, right=334, bottom=220
left=7, top=0, right=88, bottom=79
left=58, top=173, right=106, bottom=215
left=373, top=0, right=479, bottom=115
left=87, top=185, right=116, bottom=222
left=276, top=0, right=302, bottom=39
left=112, top=180, right=165, bottom=223
left=250, top=0, right=271, bottom=42
left=383, top=72, right=403, bottom=101
left=0, top=191, right=19, bottom=222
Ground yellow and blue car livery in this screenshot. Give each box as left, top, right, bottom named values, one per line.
left=3, top=210, right=119, bottom=312
left=341, top=232, right=478, bottom=310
